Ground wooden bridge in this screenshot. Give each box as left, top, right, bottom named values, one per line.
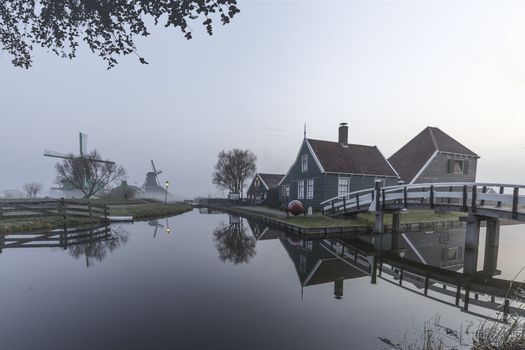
left=321, top=182, right=525, bottom=277
left=321, top=182, right=525, bottom=221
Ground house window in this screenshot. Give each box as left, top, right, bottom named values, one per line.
left=307, top=179, right=314, bottom=199
left=338, top=177, right=350, bottom=197
left=301, top=154, right=308, bottom=173
left=298, top=180, right=305, bottom=199
left=448, top=159, right=468, bottom=174
left=283, top=185, right=290, bottom=198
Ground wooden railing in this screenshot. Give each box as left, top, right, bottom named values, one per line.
left=321, top=182, right=525, bottom=220
left=0, top=199, right=109, bottom=221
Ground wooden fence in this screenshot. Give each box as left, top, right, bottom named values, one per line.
left=0, top=199, right=109, bottom=221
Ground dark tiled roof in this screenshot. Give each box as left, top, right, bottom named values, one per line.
left=388, top=127, right=478, bottom=183
left=259, top=173, right=284, bottom=189
left=307, top=139, right=398, bottom=177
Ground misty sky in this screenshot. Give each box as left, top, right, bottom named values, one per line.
left=2, top=0, right=525, bottom=199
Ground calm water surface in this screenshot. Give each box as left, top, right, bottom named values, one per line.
left=1, top=210, right=524, bottom=349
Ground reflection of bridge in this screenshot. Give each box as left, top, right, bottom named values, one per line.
left=246, top=218, right=525, bottom=323
left=321, top=182, right=525, bottom=276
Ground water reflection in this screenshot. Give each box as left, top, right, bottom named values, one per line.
left=67, top=225, right=130, bottom=267
left=280, top=237, right=367, bottom=299
left=240, top=217, right=525, bottom=322
left=214, top=215, right=256, bottom=264
left=148, top=218, right=172, bottom=238
left=0, top=224, right=130, bottom=267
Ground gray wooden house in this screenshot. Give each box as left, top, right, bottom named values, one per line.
left=278, top=123, right=399, bottom=209
left=246, top=173, right=284, bottom=205
left=388, top=127, right=479, bottom=184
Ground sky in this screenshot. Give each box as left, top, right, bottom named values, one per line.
left=2, top=0, right=525, bottom=199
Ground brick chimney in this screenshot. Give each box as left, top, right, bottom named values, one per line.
left=338, top=122, right=348, bottom=146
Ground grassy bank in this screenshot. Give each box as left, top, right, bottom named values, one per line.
left=108, top=203, right=192, bottom=220
left=230, top=206, right=465, bottom=229
left=0, top=201, right=192, bottom=233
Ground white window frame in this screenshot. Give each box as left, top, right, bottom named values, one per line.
left=338, top=177, right=350, bottom=197
left=284, top=185, right=290, bottom=198
left=301, top=154, right=308, bottom=173
left=307, top=179, right=314, bottom=199
left=298, top=180, right=305, bottom=199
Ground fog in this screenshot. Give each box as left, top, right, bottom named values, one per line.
left=2, top=1, right=525, bottom=199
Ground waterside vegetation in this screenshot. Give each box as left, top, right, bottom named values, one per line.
left=0, top=199, right=192, bottom=233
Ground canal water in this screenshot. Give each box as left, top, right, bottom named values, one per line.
left=1, top=209, right=524, bottom=349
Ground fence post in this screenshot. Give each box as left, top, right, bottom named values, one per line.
left=381, top=189, right=386, bottom=210
left=356, top=193, right=360, bottom=211
left=462, top=185, right=468, bottom=211
left=331, top=200, right=335, bottom=214
left=497, top=186, right=504, bottom=208
left=343, top=196, right=346, bottom=212
left=60, top=197, right=66, bottom=221
left=471, top=185, right=477, bottom=212
left=403, top=186, right=408, bottom=208
left=429, top=185, right=435, bottom=209
left=480, top=186, right=487, bottom=206
left=512, top=187, right=519, bottom=219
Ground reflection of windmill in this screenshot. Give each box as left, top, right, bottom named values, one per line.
left=148, top=218, right=171, bottom=238
left=44, top=132, right=115, bottom=164
left=143, top=160, right=164, bottom=193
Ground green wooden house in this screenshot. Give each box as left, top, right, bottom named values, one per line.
left=278, top=123, right=399, bottom=209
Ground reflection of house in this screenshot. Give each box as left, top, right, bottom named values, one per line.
left=400, top=228, right=465, bottom=271
left=280, top=238, right=367, bottom=299
left=246, top=221, right=283, bottom=241
left=246, top=173, right=284, bottom=205
left=389, top=127, right=479, bottom=184
left=278, top=123, right=399, bottom=209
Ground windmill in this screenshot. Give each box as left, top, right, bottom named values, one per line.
left=44, top=132, right=115, bottom=164
left=143, top=160, right=164, bottom=193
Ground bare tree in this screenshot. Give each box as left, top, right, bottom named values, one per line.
left=212, top=149, right=256, bottom=198
left=55, top=150, right=126, bottom=199
left=22, top=182, right=43, bottom=198
left=0, top=0, right=240, bottom=69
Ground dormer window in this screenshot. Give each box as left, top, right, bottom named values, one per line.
left=301, top=154, right=308, bottom=173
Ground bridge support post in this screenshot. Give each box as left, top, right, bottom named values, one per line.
left=374, top=212, right=384, bottom=233
left=374, top=181, right=384, bottom=234
left=371, top=255, right=378, bottom=284
left=391, top=211, right=401, bottom=251
left=483, top=218, right=500, bottom=276
left=464, top=215, right=481, bottom=276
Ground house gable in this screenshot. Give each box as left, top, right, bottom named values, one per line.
left=389, top=127, right=479, bottom=184
left=278, top=139, right=324, bottom=187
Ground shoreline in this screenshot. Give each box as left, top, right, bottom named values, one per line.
left=206, top=205, right=470, bottom=238
left=0, top=202, right=192, bottom=234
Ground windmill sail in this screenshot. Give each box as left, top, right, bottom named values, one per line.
left=43, top=150, right=74, bottom=160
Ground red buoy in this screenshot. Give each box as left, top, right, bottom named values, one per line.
left=287, top=200, right=304, bottom=216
